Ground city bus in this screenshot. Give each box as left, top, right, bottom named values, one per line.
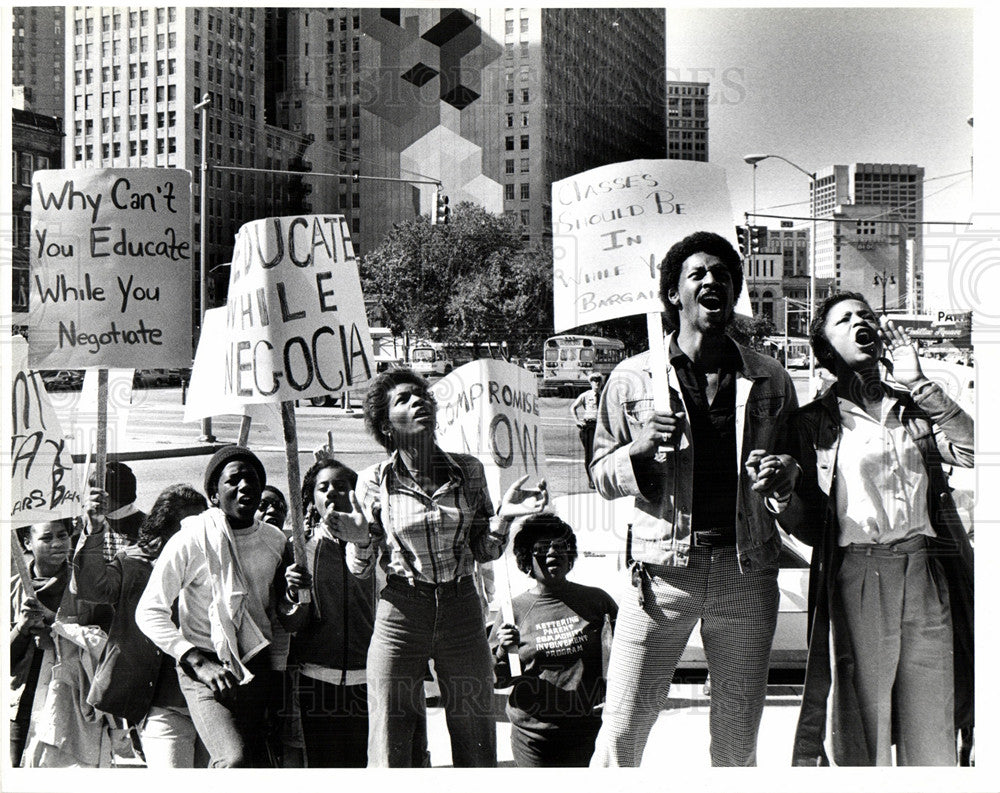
left=541, top=334, right=626, bottom=396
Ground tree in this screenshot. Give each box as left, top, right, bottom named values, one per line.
left=727, top=313, right=776, bottom=350
left=360, top=202, right=553, bottom=358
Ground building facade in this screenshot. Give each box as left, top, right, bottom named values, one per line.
left=666, top=80, right=708, bottom=161
left=270, top=7, right=667, bottom=254
left=811, top=162, right=924, bottom=310
left=814, top=203, right=908, bottom=313
left=12, top=7, right=65, bottom=118
left=62, top=6, right=313, bottom=330
left=11, top=109, right=64, bottom=334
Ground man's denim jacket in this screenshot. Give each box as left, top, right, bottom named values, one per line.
left=590, top=333, right=798, bottom=572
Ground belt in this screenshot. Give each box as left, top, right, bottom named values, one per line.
left=690, top=529, right=736, bottom=548
left=844, top=534, right=931, bottom=555
left=387, top=573, right=474, bottom=596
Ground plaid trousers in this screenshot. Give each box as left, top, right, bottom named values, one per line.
left=591, top=547, right=779, bottom=766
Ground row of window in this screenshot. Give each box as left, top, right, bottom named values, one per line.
left=503, top=183, right=531, bottom=201
left=75, top=8, right=178, bottom=35
left=504, top=18, right=530, bottom=35
left=506, top=87, right=530, bottom=104
left=505, top=135, right=530, bottom=151
left=12, top=151, right=51, bottom=186
left=504, top=41, right=531, bottom=59
left=192, top=86, right=255, bottom=119
left=74, top=138, right=176, bottom=161
left=504, top=158, right=530, bottom=174
left=326, top=15, right=360, bottom=32
left=505, top=112, right=529, bottom=127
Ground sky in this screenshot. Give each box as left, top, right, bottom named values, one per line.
left=665, top=6, right=976, bottom=311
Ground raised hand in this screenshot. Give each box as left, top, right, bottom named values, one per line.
left=321, top=492, right=370, bottom=545
left=499, top=475, right=549, bottom=519
left=879, top=317, right=924, bottom=388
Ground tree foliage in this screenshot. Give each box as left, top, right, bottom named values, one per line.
left=360, top=202, right=553, bottom=358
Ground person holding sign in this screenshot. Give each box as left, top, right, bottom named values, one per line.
left=135, top=446, right=312, bottom=768
left=589, top=231, right=799, bottom=767
left=767, top=294, right=973, bottom=766
left=569, top=373, right=605, bottom=489
left=342, top=368, right=548, bottom=767
left=490, top=514, right=617, bottom=767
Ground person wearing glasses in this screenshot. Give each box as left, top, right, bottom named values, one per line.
left=491, top=514, right=618, bottom=767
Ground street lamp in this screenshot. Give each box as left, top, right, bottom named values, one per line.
left=194, top=93, right=215, bottom=443
left=873, top=270, right=896, bottom=315
left=743, top=153, right=818, bottom=381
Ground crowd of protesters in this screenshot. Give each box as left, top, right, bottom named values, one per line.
left=11, top=230, right=974, bottom=768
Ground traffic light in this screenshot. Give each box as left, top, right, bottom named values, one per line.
left=431, top=190, right=450, bottom=225
left=749, top=225, right=766, bottom=255
left=736, top=225, right=750, bottom=259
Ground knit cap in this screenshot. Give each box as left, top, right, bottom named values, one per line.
left=203, top=445, right=266, bottom=498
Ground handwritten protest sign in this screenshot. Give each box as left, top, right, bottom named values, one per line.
left=8, top=337, right=82, bottom=528
left=223, top=215, right=374, bottom=405
left=184, top=307, right=285, bottom=441
left=431, top=359, right=546, bottom=500
left=28, top=168, right=192, bottom=369
left=550, top=159, right=741, bottom=332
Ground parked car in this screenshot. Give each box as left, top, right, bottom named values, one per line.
left=523, top=358, right=542, bottom=376
left=133, top=369, right=174, bottom=388
left=497, top=493, right=810, bottom=683
left=40, top=370, right=83, bottom=391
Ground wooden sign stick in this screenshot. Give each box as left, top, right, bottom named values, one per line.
left=237, top=414, right=252, bottom=447
left=94, top=369, right=109, bottom=496
left=494, top=553, right=523, bottom=677
left=646, top=312, right=673, bottom=460
left=280, top=401, right=310, bottom=604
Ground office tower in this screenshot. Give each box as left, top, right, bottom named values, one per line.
left=12, top=6, right=65, bottom=117
left=272, top=8, right=667, bottom=254
left=811, top=162, right=924, bottom=310
left=63, top=7, right=312, bottom=327
left=666, top=81, right=708, bottom=161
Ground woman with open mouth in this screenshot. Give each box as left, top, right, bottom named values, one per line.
left=339, top=368, right=548, bottom=767
left=765, top=291, right=974, bottom=766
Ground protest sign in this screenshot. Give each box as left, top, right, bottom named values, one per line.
left=432, top=359, right=545, bottom=677
left=8, top=337, right=82, bottom=528
left=431, top=359, right=547, bottom=499
left=550, top=159, right=741, bottom=332
left=184, top=306, right=285, bottom=442
left=222, top=215, right=374, bottom=406
left=28, top=168, right=192, bottom=369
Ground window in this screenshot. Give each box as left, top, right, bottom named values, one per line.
left=505, top=20, right=514, bottom=35
left=168, top=32, right=176, bottom=49
left=521, top=88, right=529, bottom=102
left=157, top=33, right=164, bottom=49
left=521, top=112, right=529, bottom=126
left=506, top=114, right=514, bottom=128
left=506, top=89, right=514, bottom=104
left=504, top=183, right=515, bottom=201
left=140, top=140, right=148, bottom=155
left=520, top=157, right=529, bottom=173
left=520, top=209, right=530, bottom=225
left=520, top=42, right=529, bottom=58
left=19, top=153, right=33, bottom=185
left=520, top=183, right=530, bottom=200
left=520, top=135, right=529, bottom=150
left=505, top=159, right=515, bottom=174
left=156, top=8, right=164, bottom=24
left=505, top=136, right=514, bottom=151
left=504, top=42, right=513, bottom=58
left=520, top=18, right=529, bottom=33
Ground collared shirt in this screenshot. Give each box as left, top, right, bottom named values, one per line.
left=349, top=451, right=508, bottom=584
left=833, top=394, right=934, bottom=546
left=668, top=337, right=738, bottom=539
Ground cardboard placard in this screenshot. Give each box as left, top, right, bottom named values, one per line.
left=550, top=159, right=742, bottom=331
left=28, top=168, right=193, bottom=369
left=8, top=337, right=82, bottom=528
left=431, top=359, right=547, bottom=499
left=222, top=215, right=374, bottom=405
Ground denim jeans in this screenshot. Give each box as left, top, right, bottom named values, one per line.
left=366, top=576, right=496, bottom=767
left=140, top=705, right=210, bottom=768
left=175, top=652, right=272, bottom=768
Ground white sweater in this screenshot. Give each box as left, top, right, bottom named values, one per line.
left=136, top=512, right=289, bottom=663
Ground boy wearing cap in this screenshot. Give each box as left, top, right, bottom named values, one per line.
left=135, top=446, right=311, bottom=768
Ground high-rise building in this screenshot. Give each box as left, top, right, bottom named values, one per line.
left=666, top=81, right=708, bottom=161
left=811, top=162, right=924, bottom=310
left=62, top=6, right=313, bottom=330
left=11, top=109, right=64, bottom=334
left=271, top=8, right=666, bottom=254
left=814, top=204, right=908, bottom=313
left=12, top=7, right=65, bottom=118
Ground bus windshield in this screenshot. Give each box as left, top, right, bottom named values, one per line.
left=411, top=348, right=435, bottom=363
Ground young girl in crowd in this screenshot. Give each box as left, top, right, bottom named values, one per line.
left=336, top=368, right=548, bottom=767
left=135, top=445, right=311, bottom=768
left=72, top=483, right=209, bottom=768
left=291, top=457, right=378, bottom=767
left=491, top=514, right=618, bottom=767
left=11, top=518, right=111, bottom=767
